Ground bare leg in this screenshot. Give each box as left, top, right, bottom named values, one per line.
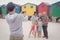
left=29, top=29, right=32, bottom=38
left=33, top=32, right=36, bottom=38
left=38, top=32, right=41, bottom=37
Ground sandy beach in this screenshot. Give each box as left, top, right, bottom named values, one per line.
left=0, top=19, right=60, bottom=40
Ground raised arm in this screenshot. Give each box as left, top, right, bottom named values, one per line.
left=18, top=12, right=28, bottom=21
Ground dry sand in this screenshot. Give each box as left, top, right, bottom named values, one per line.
left=0, top=19, right=60, bottom=40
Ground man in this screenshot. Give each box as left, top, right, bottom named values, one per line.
left=5, top=2, right=24, bottom=40
left=41, top=12, right=49, bottom=39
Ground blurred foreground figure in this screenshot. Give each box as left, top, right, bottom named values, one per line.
left=5, top=2, right=26, bottom=40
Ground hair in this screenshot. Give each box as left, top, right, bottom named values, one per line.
left=22, top=11, right=24, bottom=13
left=7, top=2, right=16, bottom=13
left=22, top=11, right=26, bottom=13
left=38, top=17, right=42, bottom=21
left=34, top=12, right=37, bottom=15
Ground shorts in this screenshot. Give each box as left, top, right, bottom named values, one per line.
left=10, top=35, right=23, bottom=40
left=34, top=29, right=37, bottom=32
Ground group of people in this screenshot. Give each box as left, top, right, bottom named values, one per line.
left=29, top=12, right=49, bottom=39
left=5, top=2, right=49, bottom=40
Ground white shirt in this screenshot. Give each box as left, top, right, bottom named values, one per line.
left=38, top=21, right=42, bottom=27
left=31, top=15, right=38, bottom=23
left=23, top=15, right=28, bottom=21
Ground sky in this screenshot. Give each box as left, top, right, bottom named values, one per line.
left=0, top=0, right=60, bottom=5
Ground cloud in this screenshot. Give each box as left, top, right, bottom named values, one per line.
left=0, top=0, right=60, bottom=5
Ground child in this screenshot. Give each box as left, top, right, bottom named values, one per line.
left=29, top=20, right=38, bottom=38
left=21, top=11, right=28, bottom=21
left=31, top=12, right=38, bottom=24
left=38, top=17, right=42, bottom=37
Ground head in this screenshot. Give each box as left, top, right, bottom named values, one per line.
left=7, top=2, right=16, bottom=15
left=38, top=17, right=42, bottom=21
left=22, top=11, right=26, bottom=14
left=38, top=13, right=42, bottom=17
left=42, top=12, right=47, bottom=16
left=34, top=12, right=37, bottom=16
